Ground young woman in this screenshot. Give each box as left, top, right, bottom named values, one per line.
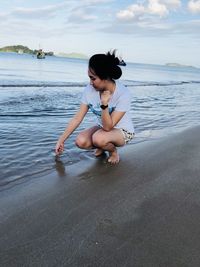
left=55, top=51, right=134, bottom=164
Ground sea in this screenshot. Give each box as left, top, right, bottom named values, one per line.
left=0, top=52, right=200, bottom=186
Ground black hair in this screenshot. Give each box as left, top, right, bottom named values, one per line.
left=89, top=50, right=124, bottom=81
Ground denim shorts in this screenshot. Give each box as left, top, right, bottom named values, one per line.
left=97, top=125, right=135, bottom=144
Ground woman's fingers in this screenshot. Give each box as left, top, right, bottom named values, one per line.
left=55, top=142, right=64, bottom=155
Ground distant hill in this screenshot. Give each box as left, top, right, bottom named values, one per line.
left=0, top=45, right=34, bottom=54
left=0, top=45, right=52, bottom=56
left=56, top=52, right=88, bottom=60
left=166, top=63, right=196, bottom=69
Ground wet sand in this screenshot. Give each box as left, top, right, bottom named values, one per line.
left=1, top=126, right=200, bottom=267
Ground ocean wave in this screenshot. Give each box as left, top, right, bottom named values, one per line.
left=0, top=82, right=87, bottom=88
left=1, top=80, right=200, bottom=88
left=0, top=113, right=67, bottom=117
left=124, top=80, right=200, bottom=87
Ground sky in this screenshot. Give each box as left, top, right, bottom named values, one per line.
left=0, top=0, right=200, bottom=66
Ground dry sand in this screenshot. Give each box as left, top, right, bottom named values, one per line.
left=1, top=126, right=200, bottom=267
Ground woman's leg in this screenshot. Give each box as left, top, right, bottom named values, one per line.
left=75, top=126, right=100, bottom=149
left=76, top=126, right=107, bottom=157
left=92, top=128, right=125, bottom=164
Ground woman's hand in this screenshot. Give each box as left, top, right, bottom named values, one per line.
left=100, top=90, right=112, bottom=105
left=54, top=104, right=89, bottom=156
left=55, top=139, right=65, bottom=155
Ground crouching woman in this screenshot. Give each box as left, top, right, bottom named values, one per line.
left=55, top=50, right=134, bottom=164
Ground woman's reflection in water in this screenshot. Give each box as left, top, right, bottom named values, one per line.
left=54, top=156, right=66, bottom=177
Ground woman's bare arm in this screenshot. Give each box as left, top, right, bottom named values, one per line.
left=101, top=109, right=125, bottom=131
left=55, top=103, right=88, bottom=154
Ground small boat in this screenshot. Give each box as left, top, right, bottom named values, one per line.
left=37, top=49, right=45, bottom=59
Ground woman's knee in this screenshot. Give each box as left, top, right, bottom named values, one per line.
left=75, top=134, right=90, bottom=148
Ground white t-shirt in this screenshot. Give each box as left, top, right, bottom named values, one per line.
left=81, top=81, right=134, bottom=133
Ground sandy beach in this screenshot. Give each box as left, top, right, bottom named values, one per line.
left=0, top=125, right=200, bottom=266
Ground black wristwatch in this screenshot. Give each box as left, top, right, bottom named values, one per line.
left=100, top=104, right=108, bottom=110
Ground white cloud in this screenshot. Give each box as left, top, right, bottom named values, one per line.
left=0, top=2, right=71, bottom=23
left=148, top=0, right=169, bottom=16
left=117, top=4, right=145, bottom=21
left=116, top=0, right=181, bottom=22
left=188, top=0, right=200, bottom=13
left=66, top=1, right=111, bottom=24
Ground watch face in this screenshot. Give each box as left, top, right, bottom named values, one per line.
left=100, top=104, right=108, bottom=110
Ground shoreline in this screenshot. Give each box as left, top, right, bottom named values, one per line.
left=1, top=125, right=200, bottom=266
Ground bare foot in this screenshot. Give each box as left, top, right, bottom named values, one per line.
left=107, top=150, right=120, bottom=164
left=94, top=148, right=104, bottom=157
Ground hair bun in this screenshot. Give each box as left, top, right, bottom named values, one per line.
left=114, top=57, right=120, bottom=66
left=110, top=66, right=122, bottom=80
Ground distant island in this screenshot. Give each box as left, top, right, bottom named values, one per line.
left=56, top=52, right=88, bottom=59
left=0, top=45, right=88, bottom=59
left=0, top=45, right=54, bottom=56
left=165, top=63, right=196, bottom=69
left=0, top=45, right=33, bottom=54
